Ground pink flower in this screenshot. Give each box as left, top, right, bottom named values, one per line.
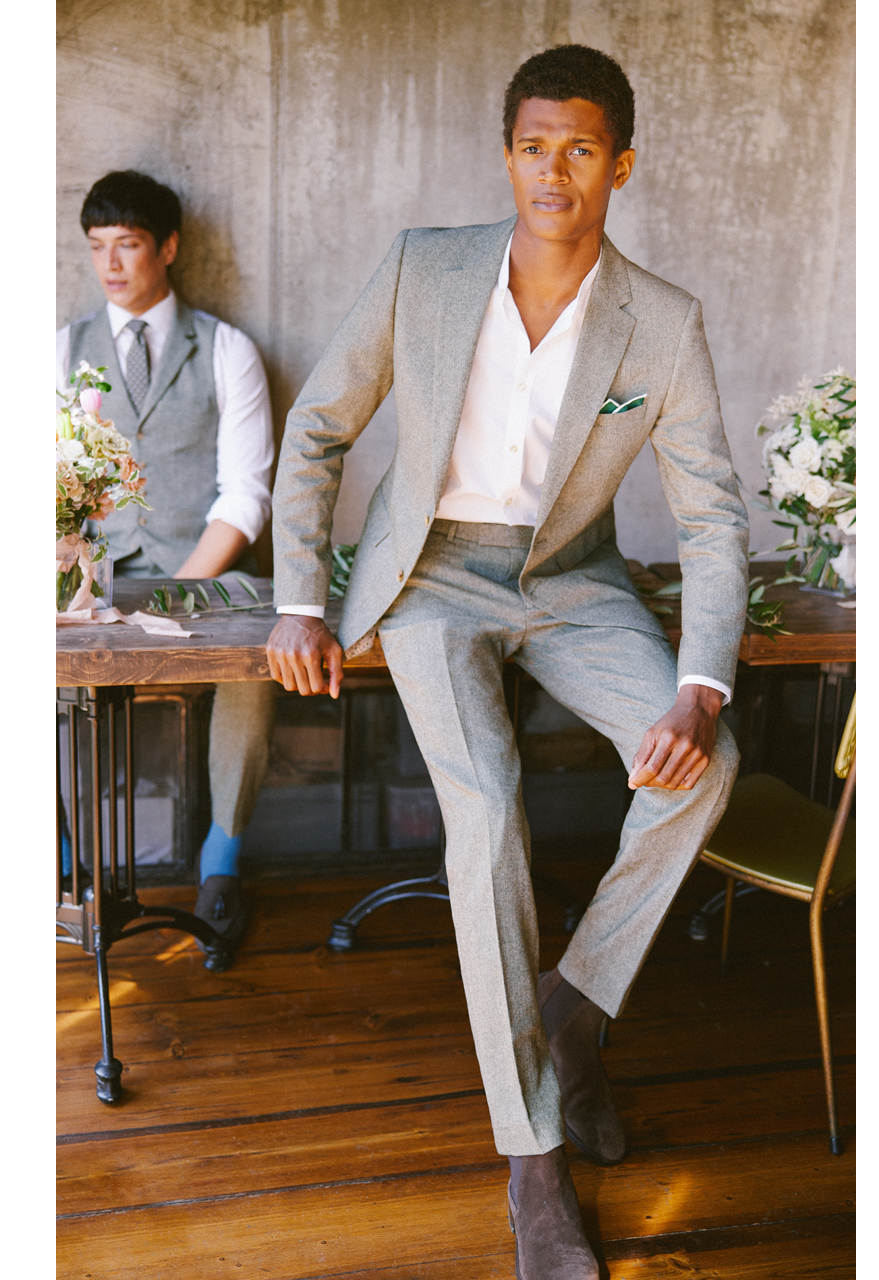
left=92, top=492, right=116, bottom=521
left=80, top=388, right=102, bottom=414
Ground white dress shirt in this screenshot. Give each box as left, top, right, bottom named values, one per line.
left=56, top=291, right=274, bottom=544
left=278, top=237, right=731, bottom=704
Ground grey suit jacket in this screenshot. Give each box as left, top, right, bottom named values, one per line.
left=272, top=216, right=749, bottom=690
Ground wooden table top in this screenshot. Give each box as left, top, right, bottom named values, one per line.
left=56, top=563, right=854, bottom=688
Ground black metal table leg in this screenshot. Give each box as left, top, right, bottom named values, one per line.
left=57, top=684, right=236, bottom=1104
left=93, top=922, right=123, bottom=1103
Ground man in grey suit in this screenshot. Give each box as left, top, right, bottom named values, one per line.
left=267, top=45, right=747, bottom=1278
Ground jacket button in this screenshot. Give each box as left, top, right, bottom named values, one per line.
left=138, top=517, right=147, bottom=527
left=398, top=570, right=404, bottom=581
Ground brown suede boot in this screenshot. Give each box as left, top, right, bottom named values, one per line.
left=507, top=1145, right=599, bottom=1279
left=538, top=968, right=626, bottom=1166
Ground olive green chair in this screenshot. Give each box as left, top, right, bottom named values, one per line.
left=700, top=697, right=856, bottom=1154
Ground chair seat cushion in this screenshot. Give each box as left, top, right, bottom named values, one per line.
left=702, top=773, right=855, bottom=897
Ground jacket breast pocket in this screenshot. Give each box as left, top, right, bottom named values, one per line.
left=593, top=401, right=649, bottom=430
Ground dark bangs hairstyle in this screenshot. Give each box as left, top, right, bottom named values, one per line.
left=80, top=171, right=182, bottom=250
left=503, top=44, right=635, bottom=156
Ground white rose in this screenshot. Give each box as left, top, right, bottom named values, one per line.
left=834, top=507, right=856, bottom=534
left=802, top=475, right=833, bottom=508
left=56, top=438, right=86, bottom=462
left=784, top=468, right=810, bottom=496
left=839, top=428, right=856, bottom=447
left=789, top=436, right=823, bottom=473
left=822, top=438, right=845, bottom=464
left=768, top=476, right=790, bottom=501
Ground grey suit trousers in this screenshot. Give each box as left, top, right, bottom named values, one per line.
left=377, top=522, right=739, bottom=1156
left=115, top=556, right=277, bottom=839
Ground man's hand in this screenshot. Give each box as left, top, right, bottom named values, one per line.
left=628, top=684, right=724, bottom=791
left=266, top=615, right=344, bottom=698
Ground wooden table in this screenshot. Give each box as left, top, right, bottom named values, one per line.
left=57, top=564, right=854, bottom=688
left=56, top=567, right=854, bottom=1103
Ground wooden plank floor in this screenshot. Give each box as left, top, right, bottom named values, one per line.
left=57, top=858, right=855, bottom=1278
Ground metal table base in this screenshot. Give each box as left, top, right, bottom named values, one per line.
left=56, top=685, right=229, bottom=1104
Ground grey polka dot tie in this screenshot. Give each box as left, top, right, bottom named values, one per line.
left=125, top=318, right=151, bottom=415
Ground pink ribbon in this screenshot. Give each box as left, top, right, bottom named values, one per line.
left=55, top=533, right=100, bottom=612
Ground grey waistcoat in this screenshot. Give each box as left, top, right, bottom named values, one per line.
left=68, top=300, right=220, bottom=576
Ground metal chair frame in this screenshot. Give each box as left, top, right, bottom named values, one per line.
left=700, top=748, right=856, bottom=1155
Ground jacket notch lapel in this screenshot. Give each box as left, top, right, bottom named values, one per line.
left=535, top=238, right=635, bottom=529
left=137, top=300, right=198, bottom=427
left=429, top=216, right=516, bottom=505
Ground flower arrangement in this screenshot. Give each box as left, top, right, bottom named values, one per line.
left=56, top=361, right=150, bottom=611
left=755, top=368, right=856, bottom=591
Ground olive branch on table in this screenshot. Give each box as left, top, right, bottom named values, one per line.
left=146, top=575, right=274, bottom=618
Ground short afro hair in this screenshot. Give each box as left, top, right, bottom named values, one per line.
left=503, top=44, right=635, bottom=156
left=80, top=170, right=182, bottom=250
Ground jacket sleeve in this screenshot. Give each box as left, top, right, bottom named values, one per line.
left=272, top=230, right=408, bottom=608
left=649, top=298, right=749, bottom=693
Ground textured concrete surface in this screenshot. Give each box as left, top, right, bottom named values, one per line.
left=58, top=0, right=854, bottom=565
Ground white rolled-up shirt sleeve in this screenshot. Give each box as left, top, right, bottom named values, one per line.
left=205, top=322, right=274, bottom=544
left=677, top=674, right=732, bottom=705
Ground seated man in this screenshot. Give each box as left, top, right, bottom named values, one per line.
left=267, top=44, right=747, bottom=1278
left=57, top=169, right=276, bottom=953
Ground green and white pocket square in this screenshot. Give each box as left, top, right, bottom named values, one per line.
left=599, top=394, right=646, bottom=415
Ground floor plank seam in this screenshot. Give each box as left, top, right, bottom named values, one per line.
left=56, top=1123, right=856, bottom=1223
left=56, top=1087, right=488, bottom=1144
left=600, top=1211, right=857, bottom=1261
left=56, top=1159, right=511, bottom=1221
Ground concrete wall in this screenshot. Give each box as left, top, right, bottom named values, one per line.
left=58, top=0, right=855, bottom=566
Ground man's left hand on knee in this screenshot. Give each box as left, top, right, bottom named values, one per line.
left=628, top=684, right=724, bottom=792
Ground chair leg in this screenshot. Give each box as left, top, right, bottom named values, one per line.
left=720, top=877, right=736, bottom=973
left=810, top=904, right=841, bottom=1154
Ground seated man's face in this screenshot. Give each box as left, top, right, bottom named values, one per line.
left=86, top=224, right=179, bottom=315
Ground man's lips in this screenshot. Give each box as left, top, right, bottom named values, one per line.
left=531, top=195, right=573, bottom=212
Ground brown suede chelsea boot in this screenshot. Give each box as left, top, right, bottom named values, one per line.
left=507, top=1144, right=599, bottom=1279
left=538, top=968, right=626, bottom=1165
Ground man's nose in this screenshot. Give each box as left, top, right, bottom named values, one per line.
left=539, top=152, right=568, bottom=181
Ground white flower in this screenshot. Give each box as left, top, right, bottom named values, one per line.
left=768, top=476, right=790, bottom=501
left=822, top=438, right=845, bottom=464
left=75, top=359, right=91, bottom=376
left=783, top=468, right=810, bottom=497
left=834, top=507, right=856, bottom=534
left=839, top=428, right=856, bottom=447
left=56, top=438, right=86, bottom=462
left=789, top=436, right=823, bottom=472
left=802, top=475, right=833, bottom=508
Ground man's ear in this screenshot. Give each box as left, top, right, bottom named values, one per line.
left=613, top=149, right=636, bottom=191
left=159, top=230, right=180, bottom=267
left=504, top=146, right=513, bottom=184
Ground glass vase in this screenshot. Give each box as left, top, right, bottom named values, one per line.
left=799, top=535, right=846, bottom=596
left=56, top=543, right=114, bottom=612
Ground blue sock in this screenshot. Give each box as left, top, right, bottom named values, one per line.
left=199, top=821, right=243, bottom=884
left=60, top=818, right=73, bottom=876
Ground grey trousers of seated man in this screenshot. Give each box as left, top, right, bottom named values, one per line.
left=115, top=555, right=278, bottom=839
left=376, top=523, right=739, bottom=1158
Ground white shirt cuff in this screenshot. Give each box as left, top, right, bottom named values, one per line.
left=677, top=675, right=732, bottom=706
left=276, top=605, right=326, bottom=618
left=204, top=493, right=270, bottom=546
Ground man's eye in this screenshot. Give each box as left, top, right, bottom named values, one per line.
left=524, top=145, right=541, bottom=153
left=572, top=147, right=591, bottom=156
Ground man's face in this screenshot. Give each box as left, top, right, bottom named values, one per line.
left=86, top=224, right=179, bottom=315
left=505, top=97, right=634, bottom=243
